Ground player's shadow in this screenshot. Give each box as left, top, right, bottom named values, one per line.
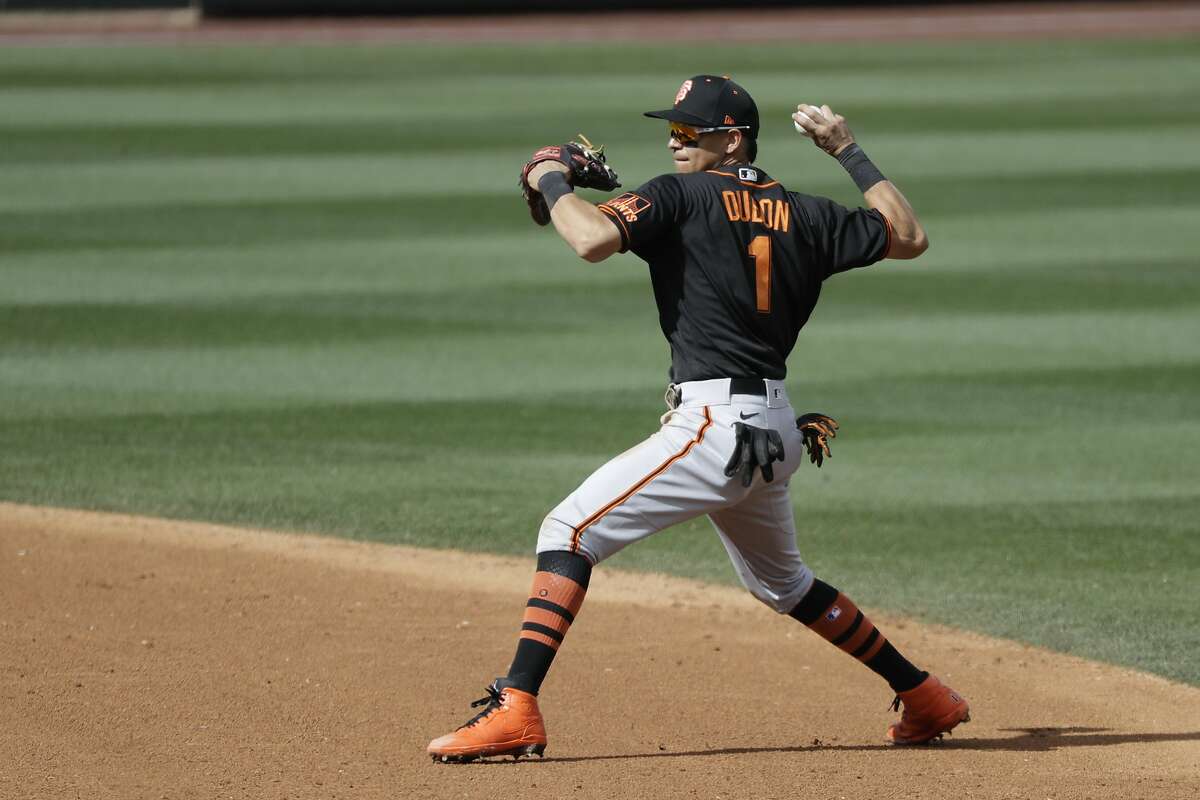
left=519, top=726, right=1200, bottom=763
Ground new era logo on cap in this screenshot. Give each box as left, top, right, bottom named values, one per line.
left=724, top=114, right=736, bottom=125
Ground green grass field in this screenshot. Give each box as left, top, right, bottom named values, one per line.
left=2, top=38, right=1198, bottom=685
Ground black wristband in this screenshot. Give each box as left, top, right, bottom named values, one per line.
left=537, top=171, right=573, bottom=210
left=836, top=143, right=887, bottom=193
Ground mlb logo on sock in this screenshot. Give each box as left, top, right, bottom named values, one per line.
left=825, top=606, right=842, bottom=621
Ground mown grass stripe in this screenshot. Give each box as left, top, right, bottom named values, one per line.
left=7, top=181, right=1200, bottom=255
left=7, top=94, right=1200, bottom=165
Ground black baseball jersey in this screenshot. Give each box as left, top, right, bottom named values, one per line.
left=597, top=164, right=891, bottom=383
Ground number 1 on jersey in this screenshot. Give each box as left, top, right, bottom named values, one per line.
left=748, top=235, right=772, bottom=314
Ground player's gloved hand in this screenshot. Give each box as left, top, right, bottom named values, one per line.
left=796, top=412, right=838, bottom=467
left=724, top=422, right=786, bottom=487
left=519, top=135, right=621, bottom=226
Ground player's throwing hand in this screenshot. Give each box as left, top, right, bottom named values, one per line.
left=792, top=103, right=856, bottom=157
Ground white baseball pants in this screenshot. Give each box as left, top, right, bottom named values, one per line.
left=537, top=378, right=815, bottom=614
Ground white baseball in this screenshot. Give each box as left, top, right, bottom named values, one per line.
left=793, top=104, right=823, bottom=137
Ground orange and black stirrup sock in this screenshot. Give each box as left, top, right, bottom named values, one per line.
left=505, top=550, right=591, bottom=695
left=788, top=578, right=926, bottom=693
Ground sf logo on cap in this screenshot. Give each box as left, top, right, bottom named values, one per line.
left=675, top=80, right=693, bottom=105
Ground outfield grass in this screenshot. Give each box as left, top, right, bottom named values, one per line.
left=2, top=38, right=1198, bottom=684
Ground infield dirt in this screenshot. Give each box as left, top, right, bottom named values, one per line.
left=2, top=503, right=1197, bottom=799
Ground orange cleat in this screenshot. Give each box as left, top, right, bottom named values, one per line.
left=428, top=679, right=548, bottom=763
left=886, top=674, right=970, bottom=745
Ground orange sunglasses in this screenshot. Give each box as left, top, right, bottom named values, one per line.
left=669, top=121, right=750, bottom=147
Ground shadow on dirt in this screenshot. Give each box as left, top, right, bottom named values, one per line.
left=506, top=727, right=1200, bottom=763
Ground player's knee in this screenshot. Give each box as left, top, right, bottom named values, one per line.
left=536, top=514, right=599, bottom=566
left=751, top=591, right=800, bottom=615
left=746, top=566, right=815, bottom=614
left=536, top=514, right=571, bottom=552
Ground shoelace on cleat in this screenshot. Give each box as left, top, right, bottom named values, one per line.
left=458, top=684, right=504, bottom=730
left=890, top=696, right=901, bottom=712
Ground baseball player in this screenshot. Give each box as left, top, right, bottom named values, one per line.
left=428, top=75, right=969, bottom=762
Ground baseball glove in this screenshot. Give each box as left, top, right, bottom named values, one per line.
left=724, top=421, right=786, bottom=487
left=519, top=134, right=620, bottom=226
left=796, top=412, right=838, bottom=467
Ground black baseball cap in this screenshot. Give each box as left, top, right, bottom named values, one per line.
left=644, top=74, right=760, bottom=141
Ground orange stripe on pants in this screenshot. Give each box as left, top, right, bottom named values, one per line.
left=570, top=406, right=713, bottom=553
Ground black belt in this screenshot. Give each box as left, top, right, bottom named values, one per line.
left=729, top=377, right=768, bottom=396
left=667, top=378, right=768, bottom=409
